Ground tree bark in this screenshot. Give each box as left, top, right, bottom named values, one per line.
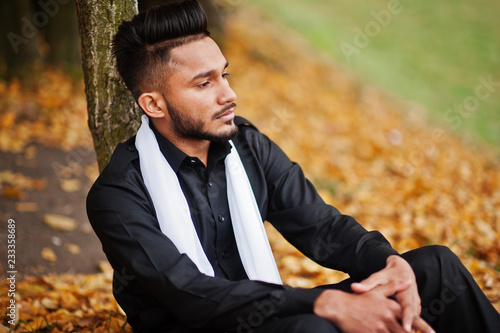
left=75, top=0, right=141, bottom=171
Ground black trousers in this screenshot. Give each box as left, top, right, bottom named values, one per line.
left=252, top=246, right=500, bottom=333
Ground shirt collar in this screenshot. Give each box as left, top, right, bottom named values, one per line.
left=150, top=121, right=232, bottom=173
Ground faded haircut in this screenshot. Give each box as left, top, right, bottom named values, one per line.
left=112, top=0, right=210, bottom=100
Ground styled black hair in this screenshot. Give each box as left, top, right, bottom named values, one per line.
left=112, top=0, right=210, bottom=99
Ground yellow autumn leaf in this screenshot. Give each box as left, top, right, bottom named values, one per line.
left=41, top=247, right=57, bottom=262
left=43, top=214, right=78, bottom=231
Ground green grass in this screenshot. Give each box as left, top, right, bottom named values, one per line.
left=247, top=0, right=500, bottom=146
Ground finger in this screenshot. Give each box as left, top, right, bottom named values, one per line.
left=412, top=316, right=435, bottom=333
left=351, top=281, right=376, bottom=293
left=351, top=274, right=389, bottom=293
left=395, top=286, right=421, bottom=332
left=382, top=300, right=406, bottom=333
left=387, top=320, right=407, bottom=333
left=399, top=294, right=418, bottom=333
left=378, top=280, right=412, bottom=298
left=401, top=307, right=414, bottom=333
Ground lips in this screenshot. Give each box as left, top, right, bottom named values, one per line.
left=217, top=109, right=235, bottom=122
left=215, top=102, right=237, bottom=121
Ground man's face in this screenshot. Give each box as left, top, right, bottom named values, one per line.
left=161, top=37, right=238, bottom=143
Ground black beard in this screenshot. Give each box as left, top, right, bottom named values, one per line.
left=166, top=99, right=238, bottom=142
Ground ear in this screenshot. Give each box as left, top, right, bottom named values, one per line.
left=137, top=91, right=166, bottom=119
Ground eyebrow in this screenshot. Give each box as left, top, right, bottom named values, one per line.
left=190, top=61, right=229, bottom=83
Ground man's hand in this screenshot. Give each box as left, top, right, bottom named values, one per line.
left=314, top=281, right=411, bottom=333
left=350, top=255, right=434, bottom=333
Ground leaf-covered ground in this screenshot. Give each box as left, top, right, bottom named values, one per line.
left=1, top=9, right=500, bottom=332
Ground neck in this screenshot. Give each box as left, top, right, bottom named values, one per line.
left=151, top=118, right=210, bottom=166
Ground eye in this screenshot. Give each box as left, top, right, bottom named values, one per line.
left=197, top=81, right=211, bottom=89
left=222, top=72, right=230, bottom=79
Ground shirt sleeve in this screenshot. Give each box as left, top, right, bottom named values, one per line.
left=235, top=124, right=399, bottom=280
left=86, top=148, right=323, bottom=331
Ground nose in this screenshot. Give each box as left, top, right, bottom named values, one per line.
left=218, top=79, right=237, bottom=105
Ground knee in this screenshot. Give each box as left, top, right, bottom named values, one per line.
left=423, top=245, right=457, bottom=261
left=402, top=245, right=462, bottom=281
left=407, top=244, right=456, bottom=260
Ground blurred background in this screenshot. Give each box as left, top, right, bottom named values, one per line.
left=248, top=0, right=500, bottom=146
left=2, top=0, right=499, bottom=144
left=1, top=0, right=499, bottom=330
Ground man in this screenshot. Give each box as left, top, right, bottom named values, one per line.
left=86, top=1, right=500, bottom=332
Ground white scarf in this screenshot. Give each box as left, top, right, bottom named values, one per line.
left=135, top=115, right=281, bottom=284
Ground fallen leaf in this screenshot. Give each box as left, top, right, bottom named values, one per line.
left=0, top=170, right=47, bottom=191
left=0, top=324, right=10, bottom=333
left=2, top=186, right=24, bottom=200
left=41, top=297, right=59, bottom=310
left=85, top=163, right=99, bottom=183
left=0, top=170, right=13, bottom=182
left=59, top=293, right=80, bottom=311
left=60, top=321, right=75, bottom=332
left=66, top=244, right=81, bottom=255
left=15, top=202, right=38, bottom=212
left=43, top=214, right=77, bottom=231
left=19, top=317, right=49, bottom=332
left=41, top=247, right=57, bottom=262
left=97, top=260, right=113, bottom=273
left=31, top=178, right=47, bottom=190
left=60, top=178, right=82, bottom=192
left=0, top=111, right=16, bottom=128
left=24, top=145, right=37, bottom=159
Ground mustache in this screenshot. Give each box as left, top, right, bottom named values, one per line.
left=214, top=102, right=237, bottom=119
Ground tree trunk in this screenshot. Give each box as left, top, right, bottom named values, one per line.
left=75, top=0, right=142, bottom=171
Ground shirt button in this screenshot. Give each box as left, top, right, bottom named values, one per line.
left=221, top=252, right=226, bottom=259
left=208, top=182, right=213, bottom=187
left=218, top=215, right=225, bottom=222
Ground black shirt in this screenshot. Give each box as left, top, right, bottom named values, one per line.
left=86, top=116, right=398, bottom=332
left=152, top=124, right=248, bottom=280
